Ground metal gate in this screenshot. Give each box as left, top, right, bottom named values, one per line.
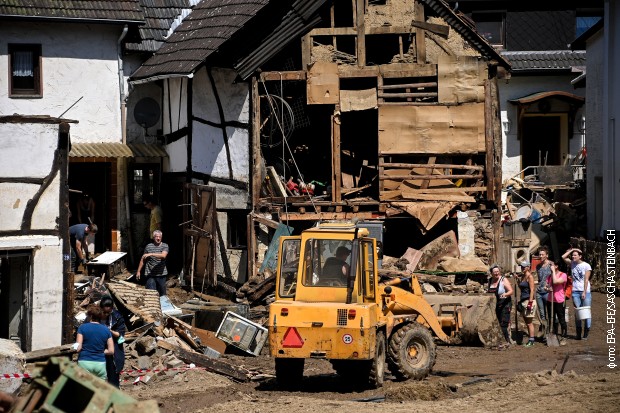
left=183, top=183, right=217, bottom=290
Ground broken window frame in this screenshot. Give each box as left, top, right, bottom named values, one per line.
left=130, top=163, right=160, bottom=211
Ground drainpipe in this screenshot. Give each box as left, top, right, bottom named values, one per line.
left=117, top=25, right=134, bottom=261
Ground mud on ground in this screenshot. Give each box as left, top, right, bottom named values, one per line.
left=123, top=292, right=619, bottom=412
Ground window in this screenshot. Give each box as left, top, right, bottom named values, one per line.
left=278, top=238, right=300, bottom=298
left=576, top=16, right=602, bottom=37
left=130, top=164, right=160, bottom=210
left=8, top=44, right=42, bottom=97
left=361, top=240, right=376, bottom=300
left=227, top=210, right=248, bottom=248
left=471, top=13, right=505, bottom=48
left=302, top=239, right=352, bottom=287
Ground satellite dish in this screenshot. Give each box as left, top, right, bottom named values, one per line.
left=134, top=97, right=160, bottom=128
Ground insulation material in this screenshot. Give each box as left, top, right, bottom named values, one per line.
left=306, top=61, right=339, bottom=104
left=438, top=55, right=487, bottom=103
left=340, top=89, right=377, bottom=112
left=378, top=104, right=486, bottom=154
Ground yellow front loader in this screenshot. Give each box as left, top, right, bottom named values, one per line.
left=268, top=222, right=462, bottom=388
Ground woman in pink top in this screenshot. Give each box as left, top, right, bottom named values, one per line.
left=545, top=262, right=568, bottom=340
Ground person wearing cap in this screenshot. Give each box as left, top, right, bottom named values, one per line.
left=517, top=262, right=536, bottom=347
left=99, top=296, right=126, bottom=388
left=321, top=245, right=351, bottom=283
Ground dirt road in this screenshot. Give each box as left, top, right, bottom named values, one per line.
left=123, top=292, right=619, bottom=412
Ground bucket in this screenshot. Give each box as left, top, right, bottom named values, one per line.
left=515, top=204, right=542, bottom=222
left=575, top=306, right=591, bottom=320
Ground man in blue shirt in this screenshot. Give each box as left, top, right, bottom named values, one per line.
left=69, top=223, right=98, bottom=273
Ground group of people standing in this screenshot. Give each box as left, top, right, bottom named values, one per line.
left=488, top=245, right=592, bottom=349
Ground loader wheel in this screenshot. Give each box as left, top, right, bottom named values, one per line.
left=275, top=358, right=304, bottom=388
left=368, top=331, right=386, bottom=388
left=387, top=322, right=436, bottom=380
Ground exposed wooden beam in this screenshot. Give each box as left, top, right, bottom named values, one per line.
left=379, top=174, right=483, bottom=180
left=381, top=186, right=487, bottom=194
left=415, top=2, right=426, bottom=63
left=356, top=0, right=366, bottom=67
left=379, top=82, right=437, bottom=89
left=332, top=106, right=342, bottom=202
left=379, top=162, right=485, bottom=170
left=308, top=22, right=449, bottom=37
left=378, top=91, right=438, bottom=99
left=250, top=212, right=280, bottom=229
left=278, top=211, right=380, bottom=221
left=260, top=71, right=307, bottom=81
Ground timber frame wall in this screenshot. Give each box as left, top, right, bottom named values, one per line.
left=249, top=0, right=505, bottom=276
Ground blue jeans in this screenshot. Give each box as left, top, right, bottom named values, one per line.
left=146, top=276, right=166, bottom=296
left=572, top=291, right=592, bottom=329
left=536, top=291, right=548, bottom=320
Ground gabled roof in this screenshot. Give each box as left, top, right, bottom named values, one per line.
left=130, top=0, right=271, bottom=82
left=126, top=0, right=198, bottom=53
left=0, top=1, right=144, bottom=23
left=501, top=50, right=586, bottom=73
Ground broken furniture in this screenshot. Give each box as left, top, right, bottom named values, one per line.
left=11, top=357, right=159, bottom=413
left=85, top=251, right=127, bottom=279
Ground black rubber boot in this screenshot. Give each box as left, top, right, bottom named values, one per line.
left=575, top=326, right=582, bottom=340
left=553, top=323, right=558, bottom=335
left=561, top=326, right=567, bottom=338
left=583, top=327, right=590, bottom=340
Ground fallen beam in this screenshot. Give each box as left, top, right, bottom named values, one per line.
left=25, top=344, right=76, bottom=362
left=157, top=341, right=248, bottom=382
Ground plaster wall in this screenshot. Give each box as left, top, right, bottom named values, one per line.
left=0, top=236, right=64, bottom=350
left=0, top=123, right=57, bottom=178
left=585, top=30, right=604, bottom=238
left=0, top=22, right=125, bottom=142
left=601, top=0, right=620, bottom=233
left=498, top=75, right=585, bottom=181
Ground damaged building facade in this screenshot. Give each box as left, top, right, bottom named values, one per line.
left=128, top=0, right=510, bottom=286
left=249, top=0, right=510, bottom=275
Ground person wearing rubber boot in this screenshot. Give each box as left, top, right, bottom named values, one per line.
left=562, top=248, right=592, bottom=340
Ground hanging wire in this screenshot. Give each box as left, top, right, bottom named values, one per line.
left=259, top=76, right=321, bottom=221
left=260, top=94, right=295, bottom=148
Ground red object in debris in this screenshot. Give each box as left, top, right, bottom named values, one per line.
left=286, top=178, right=299, bottom=194
left=281, top=327, right=304, bottom=348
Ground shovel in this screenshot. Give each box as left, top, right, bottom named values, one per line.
left=547, top=286, right=560, bottom=346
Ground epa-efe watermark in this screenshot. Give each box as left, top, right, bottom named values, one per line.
left=606, top=229, right=617, bottom=369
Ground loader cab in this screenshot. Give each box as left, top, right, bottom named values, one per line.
left=275, top=226, right=378, bottom=304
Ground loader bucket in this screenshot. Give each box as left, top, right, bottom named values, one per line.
left=423, top=294, right=504, bottom=347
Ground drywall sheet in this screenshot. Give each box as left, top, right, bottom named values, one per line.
left=307, top=61, right=339, bottom=104
left=378, top=104, right=485, bottom=154
left=438, top=55, right=487, bottom=103
left=340, top=88, right=377, bottom=112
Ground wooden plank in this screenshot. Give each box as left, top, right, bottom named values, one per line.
left=356, top=0, right=365, bottom=67
left=157, top=341, right=249, bottom=382
left=378, top=92, right=437, bottom=99
left=380, top=63, right=437, bottom=78
left=491, top=77, right=503, bottom=203
left=399, top=192, right=475, bottom=202
left=333, top=106, right=342, bottom=201
left=191, top=327, right=228, bottom=355
left=485, top=79, right=494, bottom=201
left=378, top=104, right=486, bottom=154
left=382, top=186, right=487, bottom=193
left=338, top=66, right=379, bottom=78
left=193, top=290, right=234, bottom=304
left=251, top=77, right=261, bottom=209
left=380, top=82, right=437, bottom=90
left=415, top=2, right=426, bottom=63
left=308, top=22, right=448, bottom=37
left=379, top=174, right=483, bottom=180
left=25, top=344, right=75, bottom=362
left=307, top=62, right=340, bottom=105
left=247, top=275, right=276, bottom=303
left=301, top=33, right=312, bottom=70
left=378, top=156, right=385, bottom=193
left=410, top=20, right=449, bottom=37
left=250, top=212, right=280, bottom=229
left=279, top=211, right=379, bottom=221
left=380, top=162, right=484, bottom=170
left=260, top=71, right=306, bottom=81
left=420, top=156, right=436, bottom=190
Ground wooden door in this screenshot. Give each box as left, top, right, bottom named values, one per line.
left=183, top=183, right=216, bottom=290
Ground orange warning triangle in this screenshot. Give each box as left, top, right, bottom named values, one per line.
left=281, top=327, right=304, bottom=348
